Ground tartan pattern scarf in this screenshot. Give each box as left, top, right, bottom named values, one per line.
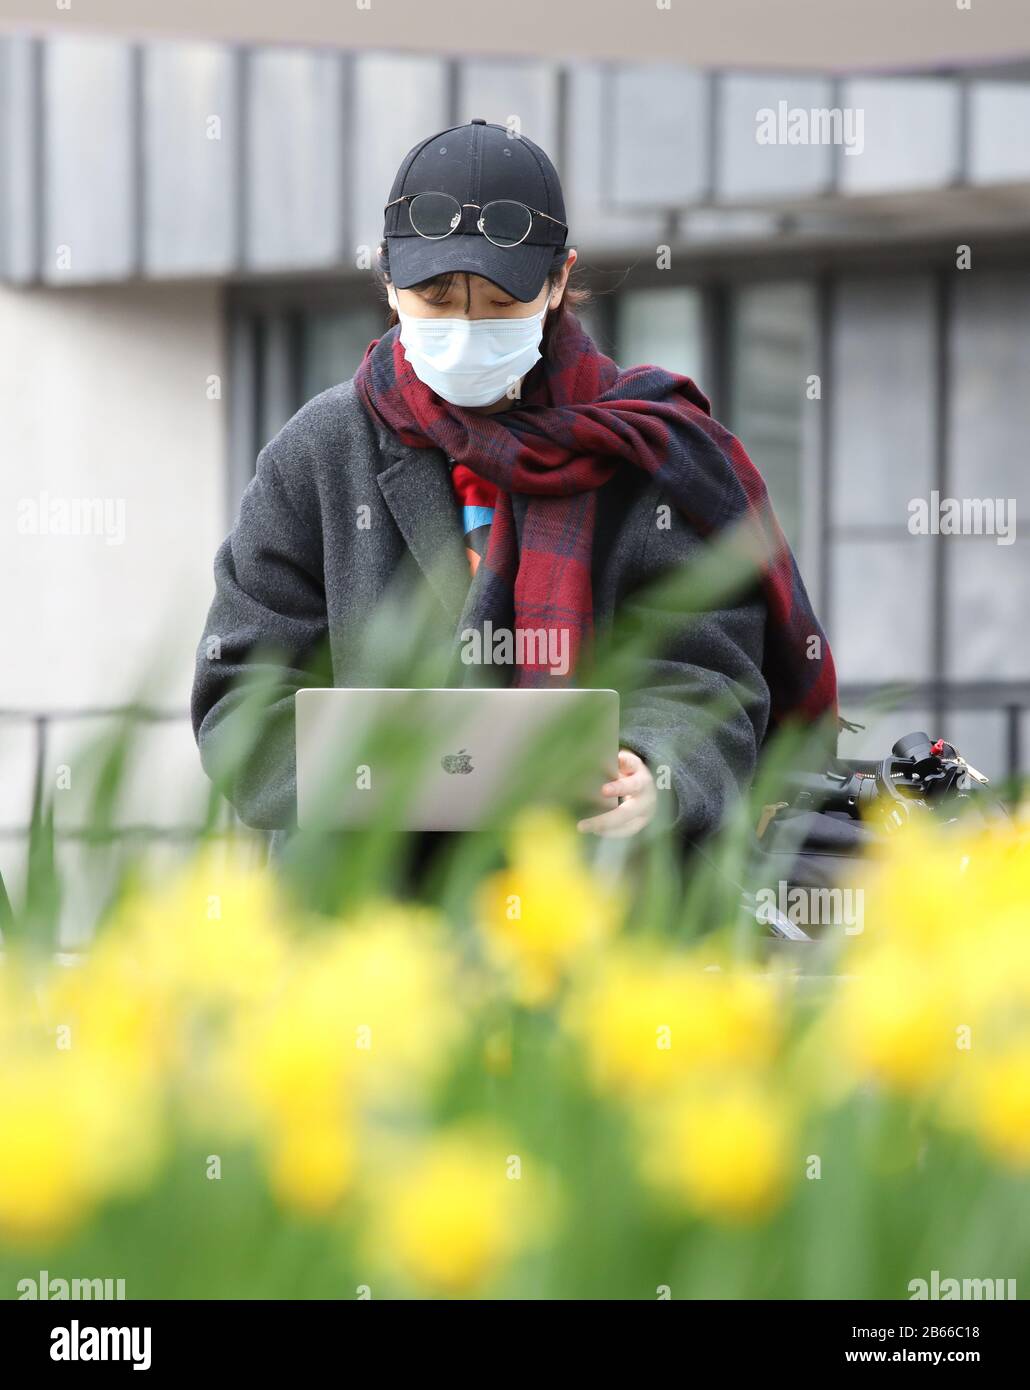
left=353, top=310, right=838, bottom=732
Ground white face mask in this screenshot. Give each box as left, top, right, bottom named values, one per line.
left=396, top=306, right=547, bottom=407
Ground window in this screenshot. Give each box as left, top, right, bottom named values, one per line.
left=302, top=306, right=383, bottom=404
left=943, top=269, right=1030, bottom=773
left=828, top=275, right=938, bottom=685
left=614, top=286, right=705, bottom=378
left=728, top=281, right=817, bottom=561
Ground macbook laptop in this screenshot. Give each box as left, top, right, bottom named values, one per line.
left=295, top=687, right=620, bottom=831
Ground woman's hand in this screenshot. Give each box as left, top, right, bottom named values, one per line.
left=576, top=749, right=657, bottom=838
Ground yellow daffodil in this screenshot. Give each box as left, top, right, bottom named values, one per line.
left=564, top=946, right=780, bottom=1097
left=104, top=849, right=289, bottom=1007
left=226, top=903, right=463, bottom=1128
left=42, top=947, right=175, bottom=1086
left=475, top=807, right=623, bottom=1004
left=370, top=1126, right=551, bottom=1294
left=832, top=820, right=1030, bottom=1106
left=265, top=1118, right=356, bottom=1216
left=970, top=1042, right=1030, bottom=1169
left=0, top=1050, right=159, bottom=1244
left=832, top=946, right=964, bottom=1093
left=643, top=1078, right=791, bottom=1223
left=213, top=902, right=466, bottom=1213
left=1, top=809, right=1026, bottom=1283
left=318, top=903, right=466, bottom=1096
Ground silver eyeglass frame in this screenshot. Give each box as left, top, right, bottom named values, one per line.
left=384, top=193, right=567, bottom=248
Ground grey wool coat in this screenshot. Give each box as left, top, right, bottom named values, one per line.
left=191, top=378, right=771, bottom=848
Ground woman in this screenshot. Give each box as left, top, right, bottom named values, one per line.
left=191, top=119, right=837, bottom=855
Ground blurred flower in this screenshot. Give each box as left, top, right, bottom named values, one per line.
left=322, top=904, right=467, bottom=1097
left=564, top=945, right=780, bottom=1098
left=475, top=807, right=623, bottom=1004
left=265, top=1119, right=357, bottom=1216
left=966, top=1042, right=1030, bottom=1169
left=833, top=946, right=961, bottom=1093
left=643, top=1078, right=791, bottom=1223
left=219, top=903, right=465, bottom=1215
left=43, top=946, right=174, bottom=1088
left=855, top=821, right=1030, bottom=984
left=0, top=808, right=1025, bottom=1287
left=370, top=1126, right=551, bottom=1295
left=228, top=903, right=463, bottom=1116
left=831, top=820, right=1030, bottom=1106
left=103, top=850, right=288, bottom=1007
left=0, top=1048, right=159, bottom=1244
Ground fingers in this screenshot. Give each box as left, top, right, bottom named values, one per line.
left=579, top=749, right=657, bottom=838
left=601, top=769, right=648, bottom=799
left=577, top=797, right=650, bottom=839
left=601, top=749, right=647, bottom=800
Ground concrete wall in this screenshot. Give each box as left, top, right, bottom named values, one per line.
left=0, top=280, right=228, bottom=902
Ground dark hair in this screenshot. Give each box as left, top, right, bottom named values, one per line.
left=375, top=243, right=590, bottom=350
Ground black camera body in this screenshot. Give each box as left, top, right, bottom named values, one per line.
left=785, top=730, right=992, bottom=832
left=754, top=731, right=1001, bottom=941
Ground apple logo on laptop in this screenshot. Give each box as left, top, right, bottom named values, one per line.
left=441, top=749, right=474, bottom=775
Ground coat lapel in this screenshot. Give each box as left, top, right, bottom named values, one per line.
left=375, top=441, right=471, bottom=624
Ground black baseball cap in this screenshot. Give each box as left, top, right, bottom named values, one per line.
left=382, top=119, right=568, bottom=303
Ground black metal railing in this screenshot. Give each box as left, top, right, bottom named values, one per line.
left=0, top=682, right=1026, bottom=843
left=0, top=705, right=215, bottom=844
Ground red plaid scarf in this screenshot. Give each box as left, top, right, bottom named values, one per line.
left=353, top=310, right=837, bottom=731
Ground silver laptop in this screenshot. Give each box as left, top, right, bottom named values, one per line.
left=295, top=687, right=620, bottom=831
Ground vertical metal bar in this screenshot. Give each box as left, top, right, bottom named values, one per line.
left=826, top=76, right=844, bottom=197
left=287, top=311, right=304, bottom=421
left=815, top=273, right=834, bottom=624
left=231, top=45, right=249, bottom=271
left=594, top=269, right=618, bottom=360
left=0, top=41, right=13, bottom=279
left=554, top=62, right=570, bottom=197
left=704, top=281, right=731, bottom=426
left=259, top=313, right=295, bottom=447
left=226, top=308, right=258, bottom=523
left=445, top=55, right=461, bottom=128
left=703, top=70, right=721, bottom=206
left=598, top=61, right=615, bottom=212
left=128, top=43, right=145, bottom=276
left=225, top=44, right=254, bottom=525
left=798, top=282, right=823, bottom=590
left=1005, top=704, right=1022, bottom=797
left=2, top=36, right=44, bottom=284
left=953, top=72, right=972, bottom=188
left=32, top=37, right=44, bottom=283
left=337, top=50, right=354, bottom=267
left=931, top=269, right=951, bottom=735
left=31, top=714, right=47, bottom=827
left=0, top=42, right=7, bottom=279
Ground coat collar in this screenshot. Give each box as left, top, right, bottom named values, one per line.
left=374, top=435, right=471, bottom=624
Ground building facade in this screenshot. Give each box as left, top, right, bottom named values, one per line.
left=2, top=35, right=1029, bottom=905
